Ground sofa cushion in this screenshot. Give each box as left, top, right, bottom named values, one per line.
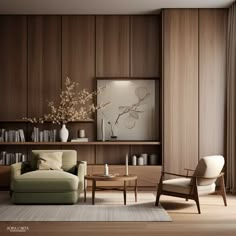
left=12, top=170, right=79, bottom=193
left=31, top=150, right=77, bottom=173
left=37, top=152, right=63, bottom=170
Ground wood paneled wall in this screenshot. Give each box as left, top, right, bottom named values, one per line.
left=131, top=16, right=160, bottom=77
left=0, top=15, right=161, bottom=174
left=0, top=16, right=27, bottom=120
left=96, top=16, right=130, bottom=77
left=28, top=16, right=62, bottom=117
left=163, top=9, right=228, bottom=174
left=163, top=10, right=199, bottom=174
left=199, top=9, right=228, bottom=158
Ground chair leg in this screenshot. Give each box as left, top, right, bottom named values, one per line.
left=155, top=193, right=161, bottom=206
left=193, top=178, right=201, bottom=214
left=195, top=195, right=201, bottom=214
left=219, top=175, right=227, bottom=206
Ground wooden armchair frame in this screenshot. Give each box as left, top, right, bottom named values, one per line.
left=155, top=170, right=227, bottom=214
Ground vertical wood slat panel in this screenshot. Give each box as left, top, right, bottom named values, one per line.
left=96, top=16, right=130, bottom=77
left=28, top=16, right=62, bottom=118
left=163, top=10, right=199, bottom=174
left=62, top=16, right=96, bottom=159
left=0, top=16, right=27, bottom=120
left=199, top=9, right=227, bottom=158
left=131, top=15, right=160, bottom=78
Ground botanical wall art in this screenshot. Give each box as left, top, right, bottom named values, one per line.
left=97, top=79, right=157, bottom=140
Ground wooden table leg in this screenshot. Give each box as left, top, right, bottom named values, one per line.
left=135, top=179, right=137, bottom=202
left=124, top=180, right=127, bottom=205
left=92, top=180, right=96, bottom=205
left=84, top=178, right=86, bottom=202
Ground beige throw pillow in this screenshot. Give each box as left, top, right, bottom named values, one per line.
left=37, top=152, right=63, bottom=170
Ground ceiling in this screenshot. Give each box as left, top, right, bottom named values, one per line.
left=0, top=0, right=234, bottom=15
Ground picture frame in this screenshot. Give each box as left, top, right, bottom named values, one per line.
left=96, top=78, right=158, bottom=141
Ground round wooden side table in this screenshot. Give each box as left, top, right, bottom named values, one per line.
left=84, top=174, right=138, bottom=205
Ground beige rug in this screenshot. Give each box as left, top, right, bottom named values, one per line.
left=0, top=191, right=171, bottom=222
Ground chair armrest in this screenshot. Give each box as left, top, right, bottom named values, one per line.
left=184, top=168, right=195, bottom=172
left=194, top=173, right=224, bottom=180
left=77, top=161, right=87, bottom=192
left=184, top=168, right=195, bottom=176
left=11, top=162, right=23, bottom=180
left=162, top=171, right=190, bottom=178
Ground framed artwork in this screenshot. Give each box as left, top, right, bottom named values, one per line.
left=97, top=79, right=158, bottom=141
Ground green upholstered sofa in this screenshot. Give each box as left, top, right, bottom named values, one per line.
left=10, top=150, right=87, bottom=204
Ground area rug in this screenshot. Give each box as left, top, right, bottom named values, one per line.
left=0, top=192, right=171, bottom=222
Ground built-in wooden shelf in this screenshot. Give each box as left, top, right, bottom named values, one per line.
left=0, top=120, right=94, bottom=123
left=0, top=141, right=161, bottom=146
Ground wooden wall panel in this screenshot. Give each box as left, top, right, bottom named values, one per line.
left=0, top=16, right=27, bottom=120
left=199, top=9, right=227, bottom=158
left=96, top=16, right=130, bottom=77
left=28, top=16, right=62, bottom=117
left=62, top=16, right=95, bottom=92
left=96, top=145, right=129, bottom=165
left=131, top=15, right=160, bottom=77
left=163, top=10, right=199, bottom=174
left=62, top=16, right=96, bottom=142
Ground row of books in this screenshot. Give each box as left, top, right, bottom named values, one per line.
left=32, top=127, right=57, bottom=142
left=0, top=151, right=27, bottom=165
left=0, top=129, right=25, bottom=142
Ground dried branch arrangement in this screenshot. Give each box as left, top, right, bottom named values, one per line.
left=24, top=77, right=110, bottom=125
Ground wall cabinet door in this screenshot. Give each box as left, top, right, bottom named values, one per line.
left=0, top=16, right=27, bottom=120
left=163, top=10, right=199, bottom=174
left=28, top=16, right=62, bottom=118
left=199, top=9, right=227, bottom=158
left=96, top=16, right=130, bottom=77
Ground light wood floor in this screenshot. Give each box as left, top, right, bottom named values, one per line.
left=0, top=193, right=235, bottom=236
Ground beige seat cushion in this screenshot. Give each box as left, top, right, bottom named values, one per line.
left=37, top=152, right=63, bottom=170
left=162, top=178, right=216, bottom=195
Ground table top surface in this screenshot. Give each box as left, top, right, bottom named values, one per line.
left=85, top=174, right=137, bottom=181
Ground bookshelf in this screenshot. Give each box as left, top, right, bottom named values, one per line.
left=0, top=141, right=160, bottom=146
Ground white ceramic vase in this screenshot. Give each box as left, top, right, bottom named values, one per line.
left=59, top=124, right=69, bottom=142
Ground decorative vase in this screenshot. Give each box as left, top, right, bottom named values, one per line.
left=109, top=122, right=118, bottom=140
left=59, top=124, right=69, bottom=142
left=101, top=118, right=106, bottom=141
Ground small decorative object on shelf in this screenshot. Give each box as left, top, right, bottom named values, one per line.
left=59, top=124, right=69, bottom=142
left=149, top=154, right=158, bottom=165
left=23, top=77, right=110, bottom=142
left=132, top=155, right=137, bottom=166
left=141, top=153, right=148, bottom=165
left=101, top=118, right=105, bottom=141
left=71, top=137, right=88, bottom=142
left=138, top=156, right=144, bottom=166
left=108, top=121, right=118, bottom=140
left=125, top=153, right=129, bottom=175
left=79, top=129, right=85, bottom=138
left=104, top=164, right=109, bottom=176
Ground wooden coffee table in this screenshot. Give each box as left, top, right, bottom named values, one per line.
left=84, top=174, right=138, bottom=205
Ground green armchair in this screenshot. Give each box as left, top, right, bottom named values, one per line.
left=11, top=150, right=87, bottom=204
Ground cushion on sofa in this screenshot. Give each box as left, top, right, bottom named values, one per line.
left=31, top=150, right=77, bottom=173
left=37, top=152, right=63, bottom=170
left=12, top=170, right=79, bottom=193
